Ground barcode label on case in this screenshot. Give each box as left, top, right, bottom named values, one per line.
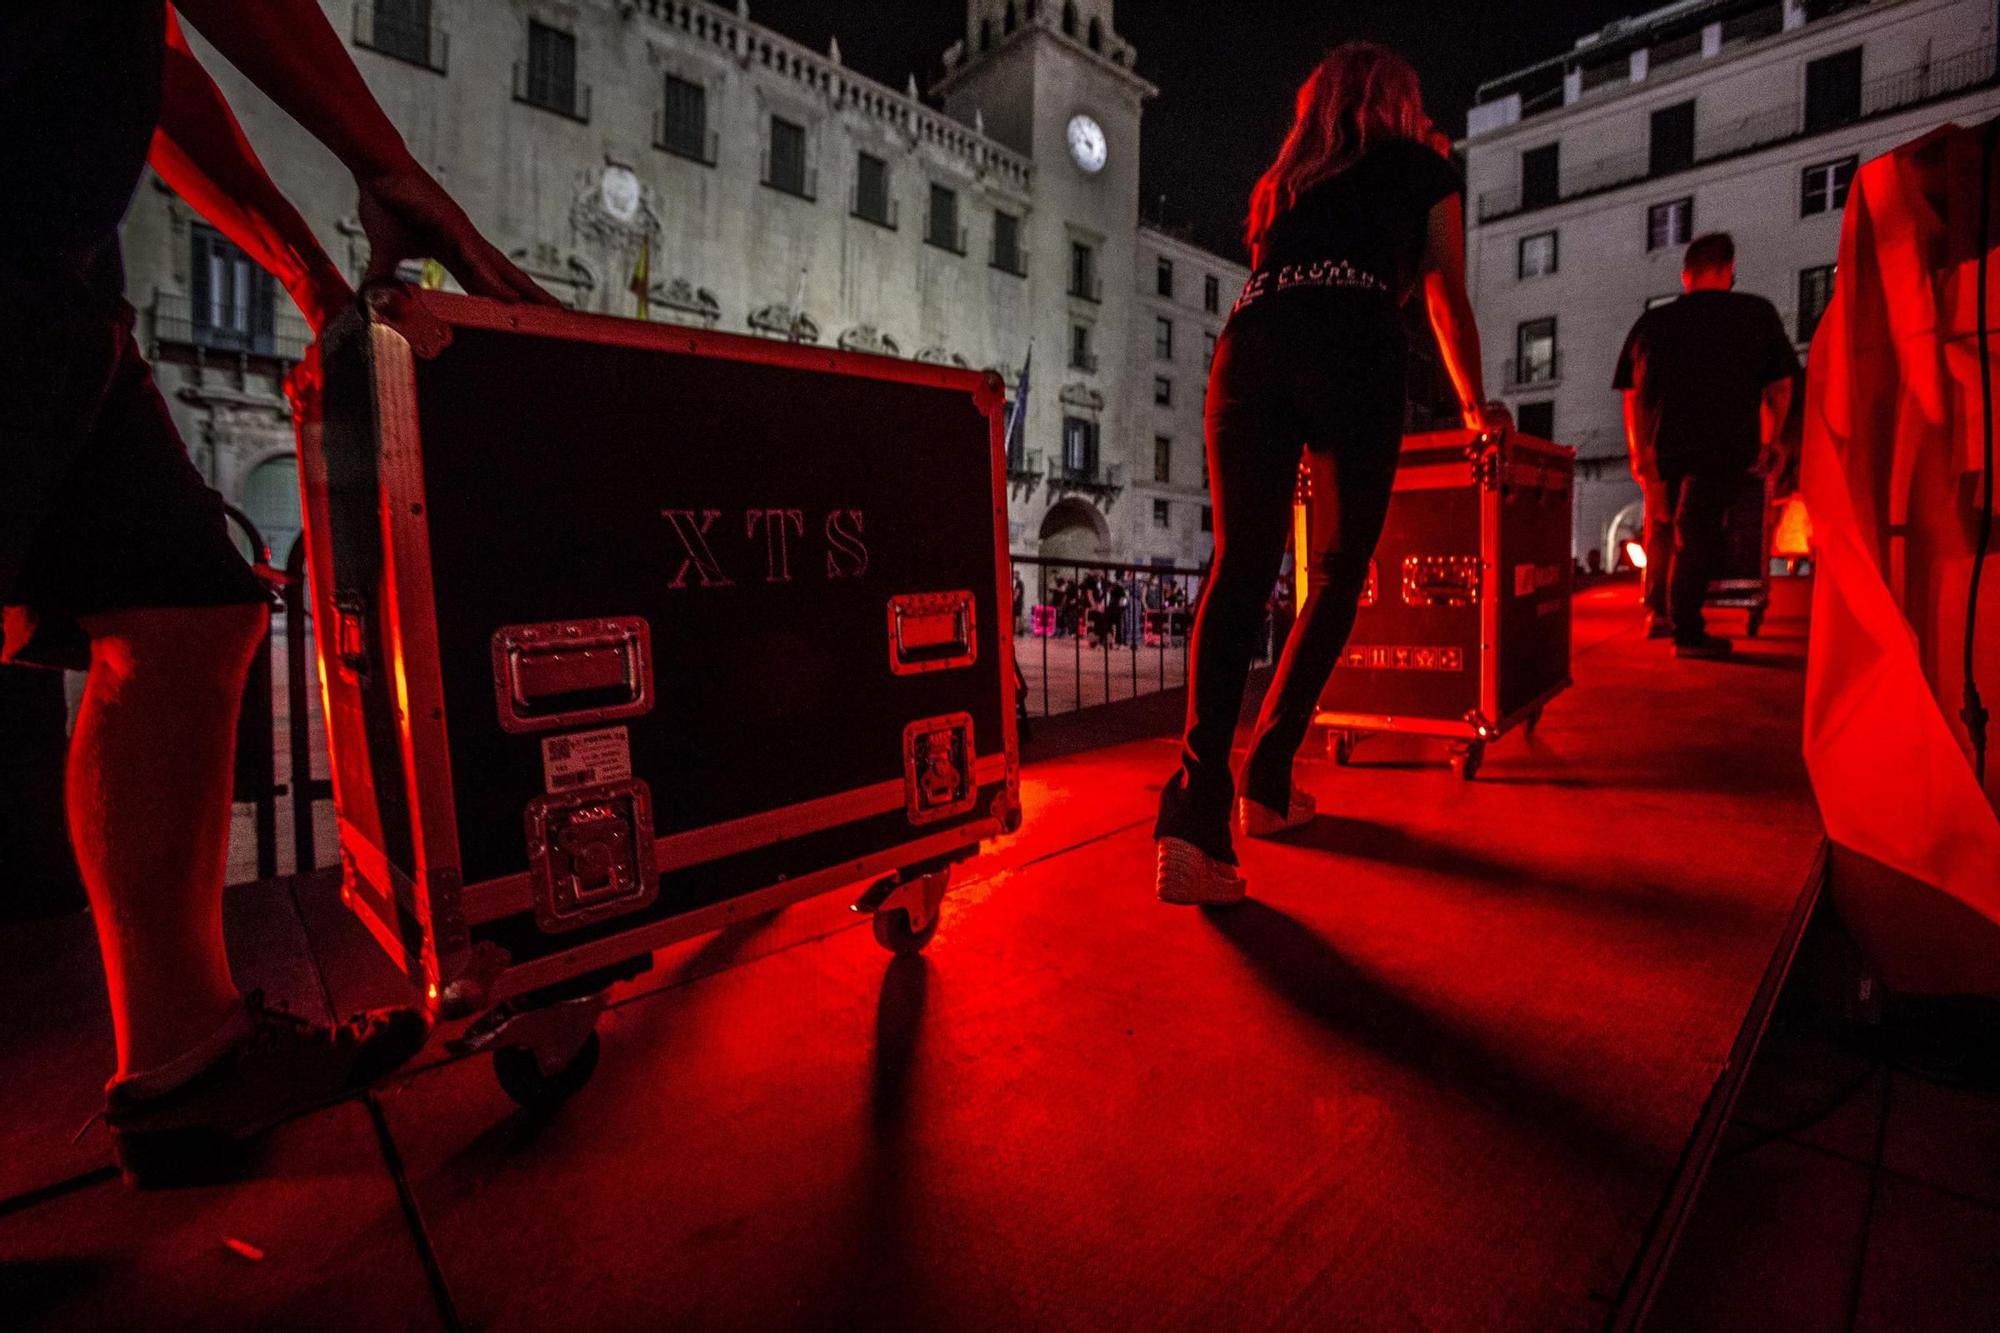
left=541, top=726, right=634, bottom=793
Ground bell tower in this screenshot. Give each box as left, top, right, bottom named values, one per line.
left=935, top=0, right=1156, bottom=556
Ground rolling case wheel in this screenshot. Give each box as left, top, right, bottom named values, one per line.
left=494, top=1029, right=601, bottom=1110
left=857, top=865, right=951, bottom=956
left=1746, top=609, right=1765, bottom=638
left=1449, top=744, right=1483, bottom=782
left=872, top=907, right=941, bottom=955
left=1523, top=708, right=1543, bottom=737
left=1330, top=731, right=1357, bottom=766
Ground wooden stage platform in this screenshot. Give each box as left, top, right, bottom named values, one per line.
left=0, top=585, right=1826, bottom=1330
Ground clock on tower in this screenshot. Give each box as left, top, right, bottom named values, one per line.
left=1066, top=114, right=1107, bottom=174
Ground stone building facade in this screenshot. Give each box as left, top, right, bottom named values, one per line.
left=117, top=0, right=1241, bottom=572
left=1461, top=0, right=1999, bottom=564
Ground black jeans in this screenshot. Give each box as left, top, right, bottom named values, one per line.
left=1155, top=306, right=1405, bottom=863
left=1660, top=466, right=1733, bottom=642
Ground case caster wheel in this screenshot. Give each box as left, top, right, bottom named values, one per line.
left=1449, top=744, right=1483, bottom=782
left=494, top=1029, right=600, bottom=1110
left=872, top=906, right=940, bottom=955
left=1330, top=731, right=1357, bottom=766
left=855, top=865, right=951, bottom=956
left=1523, top=708, right=1543, bottom=737
left=1746, top=609, right=1765, bottom=638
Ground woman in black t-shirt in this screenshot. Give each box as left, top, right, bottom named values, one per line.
left=1155, top=42, right=1509, bottom=906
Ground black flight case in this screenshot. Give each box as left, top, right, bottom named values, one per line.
left=1301, top=428, right=1575, bottom=780
left=287, top=289, right=1021, bottom=1106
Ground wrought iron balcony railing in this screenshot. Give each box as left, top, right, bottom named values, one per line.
left=1504, top=351, right=1563, bottom=389
left=513, top=61, right=591, bottom=123
left=653, top=111, right=717, bottom=166
left=150, top=290, right=311, bottom=363
left=352, top=3, right=447, bottom=73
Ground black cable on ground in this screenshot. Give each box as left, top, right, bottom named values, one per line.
left=290, top=877, right=467, bottom=1333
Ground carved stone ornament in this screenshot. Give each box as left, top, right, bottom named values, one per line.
left=838, top=324, right=900, bottom=356
left=569, top=163, right=663, bottom=247
left=914, top=345, right=971, bottom=368
left=507, top=243, right=597, bottom=300
left=1059, top=382, right=1105, bottom=412
left=749, top=303, right=820, bottom=342
left=656, top=277, right=722, bottom=323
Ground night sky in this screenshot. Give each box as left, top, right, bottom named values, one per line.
left=748, top=0, right=1657, bottom=261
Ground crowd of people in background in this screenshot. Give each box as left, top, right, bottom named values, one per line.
left=1012, top=567, right=1291, bottom=663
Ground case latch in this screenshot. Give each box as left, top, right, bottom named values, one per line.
left=493, top=618, right=654, bottom=734
left=524, top=781, right=658, bottom=933
left=332, top=590, right=371, bottom=681
left=887, top=591, right=978, bottom=675
left=1402, top=556, right=1483, bottom=608
left=903, top=713, right=977, bottom=825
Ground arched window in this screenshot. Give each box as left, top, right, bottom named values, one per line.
left=1061, top=3, right=1077, bottom=38
left=1003, top=2, right=1017, bottom=35
left=1087, top=16, right=1103, bottom=51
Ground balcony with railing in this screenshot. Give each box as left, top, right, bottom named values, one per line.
left=653, top=109, right=717, bottom=166
left=848, top=184, right=899, bottom=230
left=1478, top=42, right=1997, bottom=222
left=352, top=2, right=447, bottom=73
left=991, top=231, right=1029, bottom=278
left=513, top=61, right=591, bottom=123
left=761, top=151, right=818, bottom=202
left=1047, top=458, right=1125, bottom=502
left=1068, top=272, right=1104, bottom=304
left=924, top=216, right=969, bottom=256
left=1007, top=448, right=1044, bottom=486
left=1504, top=351, right=1564, bottom=390
left=150, top=291, right=311, bottom=363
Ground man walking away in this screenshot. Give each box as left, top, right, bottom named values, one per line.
left=1613, top=233, right=1798, bottom=658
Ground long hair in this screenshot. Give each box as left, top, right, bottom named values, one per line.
left=1245, top=43, right=1431, bottom=264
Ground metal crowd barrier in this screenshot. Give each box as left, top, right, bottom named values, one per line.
left=222, top=509, right=334, bottom=880
left=1009, top=554, right=1280, bottom=719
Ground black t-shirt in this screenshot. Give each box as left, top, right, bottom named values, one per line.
left=1612, top=290, right=1803, bottom=472
left=1237, top=137, right=1463, bottom=316
left=0, top=1, right=166, bottom=273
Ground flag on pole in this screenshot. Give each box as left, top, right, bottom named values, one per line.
left=1004, top=344, right=1033, bottom=469
left=629, top=235, right=651, bottom=320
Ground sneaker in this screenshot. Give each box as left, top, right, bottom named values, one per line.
left=103, top=991, right=430, bottom=1188
left=1647, top=617, right=1676, bottom=640
left=1237, top=788, right=1317, bottom=839
left=1156, top=837, right=1247, bottom=907
left=1674, top=633, right=1734, bottom=660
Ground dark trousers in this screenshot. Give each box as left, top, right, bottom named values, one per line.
left=1660, top=467, right=1732, bottom=642
left=1640, top=477, right=1672, bottom=621
left=1155, top=311, right=1404, bottom=863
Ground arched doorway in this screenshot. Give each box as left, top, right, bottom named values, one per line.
left=1606, top=500, right=1644, bottom=573
left=1039, top=497, right=1109, bottom=562
left=241, top=453, right=301, bottom=570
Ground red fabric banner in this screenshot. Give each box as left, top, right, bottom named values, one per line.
left=1802, top=121, right=2000, bottom=925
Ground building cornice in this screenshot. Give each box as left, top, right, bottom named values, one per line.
left=630, top=0, right=1036, bottom=193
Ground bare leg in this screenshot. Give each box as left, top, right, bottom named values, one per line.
left=70, top=603, right=267, bottom=1075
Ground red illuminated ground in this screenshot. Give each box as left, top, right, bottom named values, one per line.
left=1, top=586, right=1829, bottom=1329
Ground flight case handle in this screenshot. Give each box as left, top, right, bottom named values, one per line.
left=887, top=591, right=978, bottom=676
left=492, top=617, right=654, bottom=734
